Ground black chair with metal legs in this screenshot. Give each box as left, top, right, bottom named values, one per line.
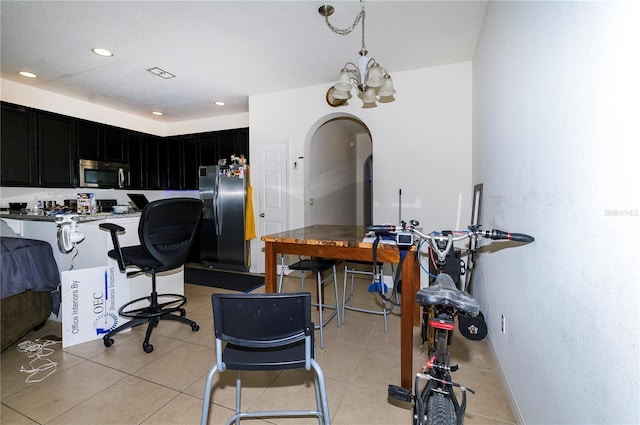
left=200, top=292, right=331, bottom=425
left=99, top=198, right=203, bottom=353
left=278, top=256, right=340, bottom=349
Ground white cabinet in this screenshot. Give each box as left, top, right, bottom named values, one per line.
left=16, top=218, right=107, bottom=272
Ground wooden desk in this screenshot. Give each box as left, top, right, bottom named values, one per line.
left=262, top=225, right=420, bottom=389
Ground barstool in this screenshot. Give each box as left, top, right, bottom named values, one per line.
left=342, top=260, right=398, bottom=333
left=278, top=256, right=340, bottom=348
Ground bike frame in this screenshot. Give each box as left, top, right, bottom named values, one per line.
left=384, top=221, right=533, bottom=425
left=415, top=234, right=468, bottom=425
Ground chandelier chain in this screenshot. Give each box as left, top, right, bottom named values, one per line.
left=324, top=8, right=365, bottom=37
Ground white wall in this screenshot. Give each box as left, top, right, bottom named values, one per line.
left=307, top=122, right=358, bottom=225
left=354, top=132, right=373, bottom=226
left=473, top=2, right=640, bottom=423
left=249, top=61, right=473, bottom=236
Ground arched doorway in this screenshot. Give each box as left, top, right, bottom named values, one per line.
left=305, top=116, right=372, bottom=226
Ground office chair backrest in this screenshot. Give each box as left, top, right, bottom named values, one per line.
left=139, top=198, right=203, bottom=269
left=212, top=292, right=312, bottom=349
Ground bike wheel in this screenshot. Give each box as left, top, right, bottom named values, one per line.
left=426, top=393, right=456, bottom=425
left=414, top=393, right=425, bottom=425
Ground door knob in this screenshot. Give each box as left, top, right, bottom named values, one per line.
left=259, top=213, right=265, bottom=217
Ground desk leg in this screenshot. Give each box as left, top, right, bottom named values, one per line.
left=264, top=242, right=277, bottom=293
left=400, top=250, right=418, bottom=389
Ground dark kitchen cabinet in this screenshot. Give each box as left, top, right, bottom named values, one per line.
left=77, top=121, right=125, bottom=163
left=181, top=135, right=199, bottom=189
left=217, top=130, right=237, bottom=163
left=126, top=131, right=146, bottom=189
left=76, top=120, right=101, bottom=160
left=218, top=128, right=249, bottom=164
left=1, top=101, right=249, bottom=191
left=198, top=133, right=217, bottom=166
left=1, top=103, right=39, bottom=186
left=104, top=126, right=125, bottom=163
left=130, top=134, right=199, bottom=190
left=164, top=137, right=182, bottom=190
left=146, top=135, right=184, bottom=190
left=38, top=112, right=76, bottom=187
left=197, top=127, right=249, bottom=168
left=236, top=127, right=249, bottom=160
left=145, top=135, right=161, bottom=190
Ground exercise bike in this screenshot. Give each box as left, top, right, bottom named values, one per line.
left=375, top=220, right=534, bottom=425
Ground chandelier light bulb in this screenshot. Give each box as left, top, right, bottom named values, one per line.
left=378, top=75, right=396, bottom=97
left=362, top=87, right=378, bottom=105
left=334, top=69, right=354, bottom=92
left=332, top=89, right=352, bottom=100
left=366, top=63, right=385, bottom=88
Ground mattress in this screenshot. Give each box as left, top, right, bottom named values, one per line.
left=1, top=237, right=60, bottom=299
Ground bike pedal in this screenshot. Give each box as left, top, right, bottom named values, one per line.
left=451, top=364, right=459, bottom=372
left=388, top=384, right=413, bottom=403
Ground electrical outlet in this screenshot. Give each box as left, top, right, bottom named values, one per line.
left=501, top=315, right=506, bottom=334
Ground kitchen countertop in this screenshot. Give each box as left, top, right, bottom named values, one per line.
left=0, top=211, right=141, bottom=222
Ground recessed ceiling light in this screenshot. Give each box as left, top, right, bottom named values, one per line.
left=92, top=48, right=113, bottom=57
left=214, top=101, right=226, bottom=106
left=152, top=111, right=163, bottom=116
left=19, top=71, right=37, bottom=78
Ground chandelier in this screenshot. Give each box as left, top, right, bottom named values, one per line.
left=319, top=2, right=395, bottom=107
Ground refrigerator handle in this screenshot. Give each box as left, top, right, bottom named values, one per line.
left=214, top=174, right=222, bottom=234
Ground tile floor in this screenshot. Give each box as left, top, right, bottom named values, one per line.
left=1, top=270, right=516, bottom=424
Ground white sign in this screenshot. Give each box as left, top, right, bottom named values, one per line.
left=61, top=265, right=131, bottom=348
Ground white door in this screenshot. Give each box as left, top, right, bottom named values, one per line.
left=253, top=142, right=289, bottom=273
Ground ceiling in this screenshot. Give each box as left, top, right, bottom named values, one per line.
left=0, top=1, right=487, bottom=122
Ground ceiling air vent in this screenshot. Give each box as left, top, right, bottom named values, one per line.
left=147, top=67, right=176, bottom=79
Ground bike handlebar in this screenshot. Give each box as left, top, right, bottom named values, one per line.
left=367, top=224, right=400, bottom=234
left=485, top=229, right=534, bottom=243
left=366, top=223, right=535, bottom=245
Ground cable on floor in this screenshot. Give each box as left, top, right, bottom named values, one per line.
left=16, top=338, right=61, bottom=383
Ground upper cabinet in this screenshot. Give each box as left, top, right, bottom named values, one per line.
left=198, top=127, right=249, bottom=167
left=38, top=112, right=76, bottom=187
left=0, top=101, right=249, bottom=190
left=0, top=103, right=39, bottom=186
left=181, top=135, right=199, bottom=189
left=103, top=126, right=125, bottom=163
left=76, top=120, right=126, bottom=163
left=0, top=103, right=75, bottom=188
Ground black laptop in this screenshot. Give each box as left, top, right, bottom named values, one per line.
left=127, top=193, right=150, bottom=211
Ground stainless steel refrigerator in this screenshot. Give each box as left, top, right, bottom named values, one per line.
left=198, top=165, right=250, bottom=272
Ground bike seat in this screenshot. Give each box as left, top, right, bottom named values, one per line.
left=416, top=273, right=480, bottom=316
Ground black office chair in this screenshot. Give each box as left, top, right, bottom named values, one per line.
left=99, top=198, right=203, bottom=353
left=200, top=292, right=330, bottom=425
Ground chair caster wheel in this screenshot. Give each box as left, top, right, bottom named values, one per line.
left=192, top=323, right=200, bottom=332
left=103, top=337, right=114, bottom=347
left=143, top=342, right=154, bottom=353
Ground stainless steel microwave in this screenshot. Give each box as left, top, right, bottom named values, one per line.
left=78, top=159, right=130, bottom=189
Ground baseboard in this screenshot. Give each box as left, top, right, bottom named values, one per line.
left=487, top=332, right=525, bottom=425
